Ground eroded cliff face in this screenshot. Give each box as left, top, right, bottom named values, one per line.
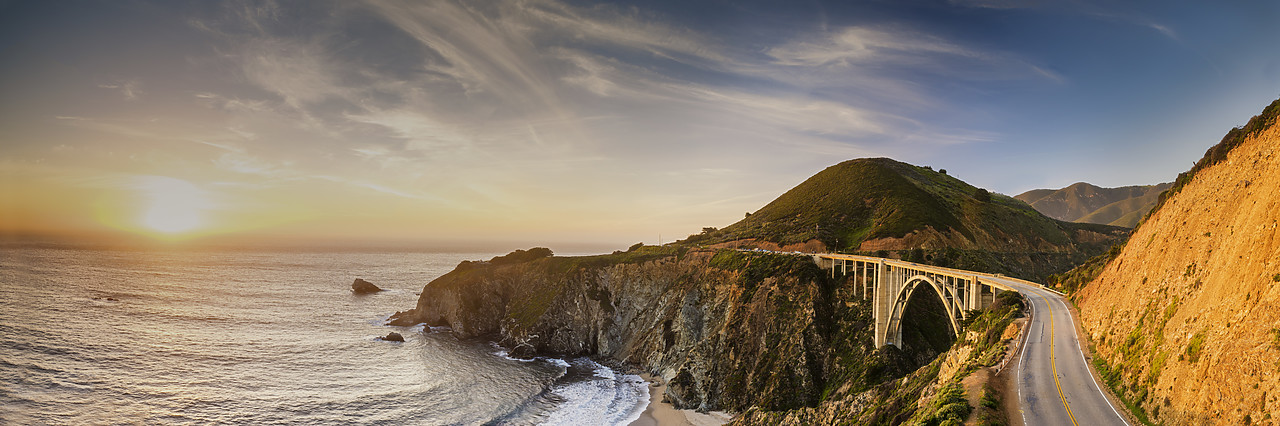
left=1075, top=112, right=1280, bottom=424
left=391, top=248, right=908, bottom=412
left=393, top=245, right=1027, bottom=422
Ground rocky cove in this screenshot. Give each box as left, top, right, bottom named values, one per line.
left=388, top=246, right=1024, bottom=423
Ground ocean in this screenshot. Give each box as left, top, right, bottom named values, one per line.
left=0, top=246, right=648, bottom=425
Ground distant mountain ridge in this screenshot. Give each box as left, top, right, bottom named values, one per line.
left=1015, top=182, right=1171, bottom=228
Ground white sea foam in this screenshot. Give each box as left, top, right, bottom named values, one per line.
left=540, top=359, right=651, bottom=426
left=544, top=357, right=571, bottom=368
left=489, top=342, right=529, bottom=363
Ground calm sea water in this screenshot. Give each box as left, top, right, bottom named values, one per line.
left=0, top=246, right=647, bottom=425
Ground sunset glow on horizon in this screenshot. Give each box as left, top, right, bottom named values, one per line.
left=2, top=1, right=1278, bottom=249
left=134, top=176, right=210, bottom=237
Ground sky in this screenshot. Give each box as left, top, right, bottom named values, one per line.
left=1, top=0, right=1278, bottom=250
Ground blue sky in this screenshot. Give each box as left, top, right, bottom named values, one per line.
left=1, top=0, right=1278, bottom=248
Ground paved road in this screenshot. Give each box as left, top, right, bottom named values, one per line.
left=809, top=251, right=1131, bottom=424
left=981, top=275, right=1129, bottom=426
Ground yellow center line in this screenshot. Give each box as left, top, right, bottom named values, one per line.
left=1046, top=293, right=1080, bottom=426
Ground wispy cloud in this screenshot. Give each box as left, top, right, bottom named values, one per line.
left=238, top=38, right=347, bottom=108
left=98, top=80, right=141, bottom=100
left=766, top=25, right=1063, bottom=84
left=213, top=152, right=279, bottom=176
left=192, top=139, right=245, bottom=153
left=345, top=109, right=474, bottom=152
left=311, top=174, right=446, bottom=202
left=946, top=0, right=1041, bottom=9
left=946, top=0, right=1179, bottom=42
left=186, top=0, right=1048, bottom=172
left=514, top=0, right=732, bottom=66
left=143, top=0, right=1092, bottom=238
left=767, top=26, right=980, bottom=67
left=1092, top=13, right=1178, bottom=41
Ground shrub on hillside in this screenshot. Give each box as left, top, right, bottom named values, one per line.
left=1184, top=332, right=1205, bottom=363
left=974, top=188, right=992, bottom=203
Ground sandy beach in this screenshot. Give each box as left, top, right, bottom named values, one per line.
left=630, top=373, right=732, bottom=426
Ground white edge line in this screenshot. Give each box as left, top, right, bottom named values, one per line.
left=1057, top=296, right=1131, bottom=426
left=1016, top=282, right=1033, bottom=426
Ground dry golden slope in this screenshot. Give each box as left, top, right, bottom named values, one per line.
left=1075, top=113, right=1280, bottom=424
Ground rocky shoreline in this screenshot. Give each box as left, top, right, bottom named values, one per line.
left=387, top=246, right=950, bottom=421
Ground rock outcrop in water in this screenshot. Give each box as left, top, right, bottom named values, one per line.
left=351, top=278, right=382, bottom=294
left=380, top=332, right=404, bottom=342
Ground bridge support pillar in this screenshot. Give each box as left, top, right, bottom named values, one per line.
left=866, top=263, right=873, bottom=301
left=966, top=277, right=977, bottom=311
left=873, top=260, right=893, bottom=348
left=850, top=261, right=858, bottom=298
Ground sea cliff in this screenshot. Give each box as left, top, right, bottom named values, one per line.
left=392, top=247, right=894, bottom=412
left=391, top=246, right=1021, bottom=423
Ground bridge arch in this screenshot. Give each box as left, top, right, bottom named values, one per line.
left=815, top=253, right=1011, bottom=348
left=885, top=274, right=962, bottom=348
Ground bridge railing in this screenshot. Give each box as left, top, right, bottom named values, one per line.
left=816, top=253, right=1019, bottom=292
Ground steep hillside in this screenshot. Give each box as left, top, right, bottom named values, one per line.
left=1015, top=182, right=1171, bottom=227
left=690, top=157, right=1127, bottom=281
left=1073, top=97, right=1280, bottom=425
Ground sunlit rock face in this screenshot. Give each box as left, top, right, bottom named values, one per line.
left=1076, top=100, right=1280, bottom=426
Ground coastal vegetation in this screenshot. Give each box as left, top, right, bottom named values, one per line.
left=976, top=384, right=1004, bottom=426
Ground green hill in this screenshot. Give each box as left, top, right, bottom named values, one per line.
left=1074, top=185, right=1168, bottom=227
left=684, top=158, right=1128, bottom=280
left=1015, top=182, right=1171, bottom=227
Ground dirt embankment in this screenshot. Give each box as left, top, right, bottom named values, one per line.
left=1075, top=117, right=1280, bottom=424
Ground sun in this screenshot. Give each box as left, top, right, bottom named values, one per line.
left=135, top=176, right=211, bottom=236
left=142, top=201, right=202, bottom=233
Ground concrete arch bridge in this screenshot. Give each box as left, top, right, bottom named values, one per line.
left=813, top=254, right=1017, bottom=348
